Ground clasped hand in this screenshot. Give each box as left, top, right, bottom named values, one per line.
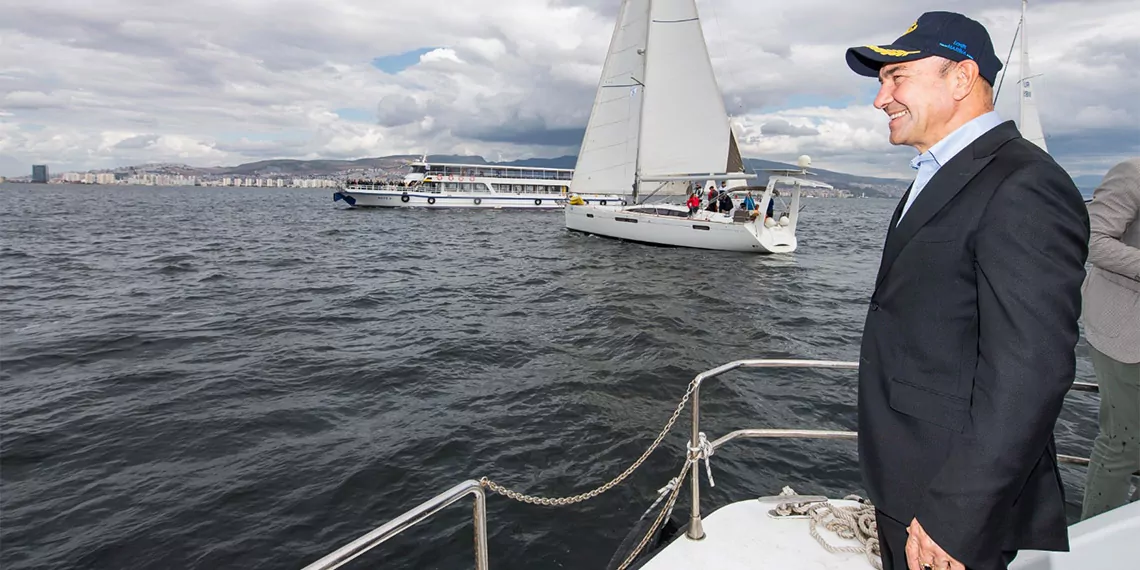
left=906, top=518, right=965, bottom=570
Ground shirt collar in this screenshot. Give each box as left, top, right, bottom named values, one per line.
left=909, top=111, right=1003, bottom=171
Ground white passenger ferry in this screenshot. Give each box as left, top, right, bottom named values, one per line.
left=333, top=157, right=624, bottom=209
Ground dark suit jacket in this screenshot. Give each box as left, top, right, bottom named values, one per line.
left=858, top=121, right=1090, bottom=569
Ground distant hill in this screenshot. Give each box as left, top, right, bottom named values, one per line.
left=210, top=156, right=419, bottom=176
left=742, top=158, right=909, bottom=198
left=106, top=153, right=911, bottom=196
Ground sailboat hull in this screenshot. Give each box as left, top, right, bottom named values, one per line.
left=564, top=205, right=796, bottom=253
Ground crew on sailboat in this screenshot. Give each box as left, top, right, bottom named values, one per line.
left=742, top=191, right=756, bottom=212
left=706, top=186, right=719, bottom=212
left=686, top=192, right=701, bottom=216
left=718, top=191, right=733, bottom=213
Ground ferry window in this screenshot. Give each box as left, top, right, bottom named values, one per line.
left=513, top=185, right=522, bottom=193
left=411, top=165, right=426, bottom=174
left=461, top=183, right=470, bottom=191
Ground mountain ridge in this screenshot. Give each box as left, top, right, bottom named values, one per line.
left=32, top=153, right=915, bottom=197
left=215, top=153, right=912, bottom=197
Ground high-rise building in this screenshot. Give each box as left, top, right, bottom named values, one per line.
left=32, top=165, right=48, bottom=183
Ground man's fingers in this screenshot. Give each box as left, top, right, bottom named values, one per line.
left=905, top=532, right=924, bottom=570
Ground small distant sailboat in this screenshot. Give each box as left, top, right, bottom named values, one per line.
left=997, top=0, right=1048, bottom=153
left=563, top=0, right=827, bottom=253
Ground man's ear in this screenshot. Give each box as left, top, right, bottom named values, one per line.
left=954, top=59, right=982, bottom=102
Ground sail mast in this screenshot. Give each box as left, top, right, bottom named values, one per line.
left=1018, top=0, right=1048, bottom=152
left=632, top=0, right=653, bottom=204
left=1019, top=0, right=1027, bottom=130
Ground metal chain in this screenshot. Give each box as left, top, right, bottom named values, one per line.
left=480, top=373, right=701, bottom=505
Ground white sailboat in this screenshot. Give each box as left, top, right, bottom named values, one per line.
left=1018, top=0, right=1048, bottom=152
left=999, top=0, right=1049, bottom=153
left=563, top=0, right=828, bottom=254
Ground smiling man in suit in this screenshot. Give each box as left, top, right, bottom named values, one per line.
left=844, top=11, right=1090, bottom=570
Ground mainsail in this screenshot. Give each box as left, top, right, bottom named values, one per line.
left=637, top=0, right=732, bottom=179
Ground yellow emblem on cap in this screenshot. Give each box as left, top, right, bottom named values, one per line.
left=864, top=45, right=921, bottom=57
left=902, top=21, right=918, bottom=36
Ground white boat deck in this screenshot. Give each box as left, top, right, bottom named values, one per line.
left=639, top=497, right=1140, bottom=570
left=640, top=499, right=873, bottom=570
left=1010, top=499, right=1140, bottom=569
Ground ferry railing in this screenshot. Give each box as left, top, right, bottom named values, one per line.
left=683, top=359, right=1108, bottom=540
left=300, top=479, right=488, bottom=570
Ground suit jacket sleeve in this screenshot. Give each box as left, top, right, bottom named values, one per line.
left=1087, top=159, right=1140, bottom=279
left=915, top=164, right=1089, bottom=564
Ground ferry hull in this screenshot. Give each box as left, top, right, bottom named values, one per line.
left=334, top=189, right=622, bottom=210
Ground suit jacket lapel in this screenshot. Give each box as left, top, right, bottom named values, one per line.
left=874, top=185, right=911, bottom=287
left=889, top=186, right=910, bottom=229
left=874, top=121, right=1021, bottom=291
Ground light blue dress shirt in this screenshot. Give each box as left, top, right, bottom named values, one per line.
left=898, top=111, right=1004, bottom=224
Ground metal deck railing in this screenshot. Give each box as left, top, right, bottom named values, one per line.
left=300, top=359, right=1114, bottom=569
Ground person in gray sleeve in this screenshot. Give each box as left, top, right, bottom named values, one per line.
left=1080, top=157, right=1140, bottom=520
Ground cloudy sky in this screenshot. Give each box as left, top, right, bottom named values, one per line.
left=1, top=0, right=1137, bottom=179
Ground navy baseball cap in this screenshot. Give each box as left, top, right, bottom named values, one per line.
left=845, top=11, right=1003, bottom=85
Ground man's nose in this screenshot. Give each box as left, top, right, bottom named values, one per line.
left=873, top=82, right=893, bottom=110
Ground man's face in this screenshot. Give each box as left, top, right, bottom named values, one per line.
left=873, top=57, right=958, bottom=152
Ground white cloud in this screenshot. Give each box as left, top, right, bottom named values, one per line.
left=419, top=48, right=464, bottom=65
left=0, top=0, right=1136, bottom=179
